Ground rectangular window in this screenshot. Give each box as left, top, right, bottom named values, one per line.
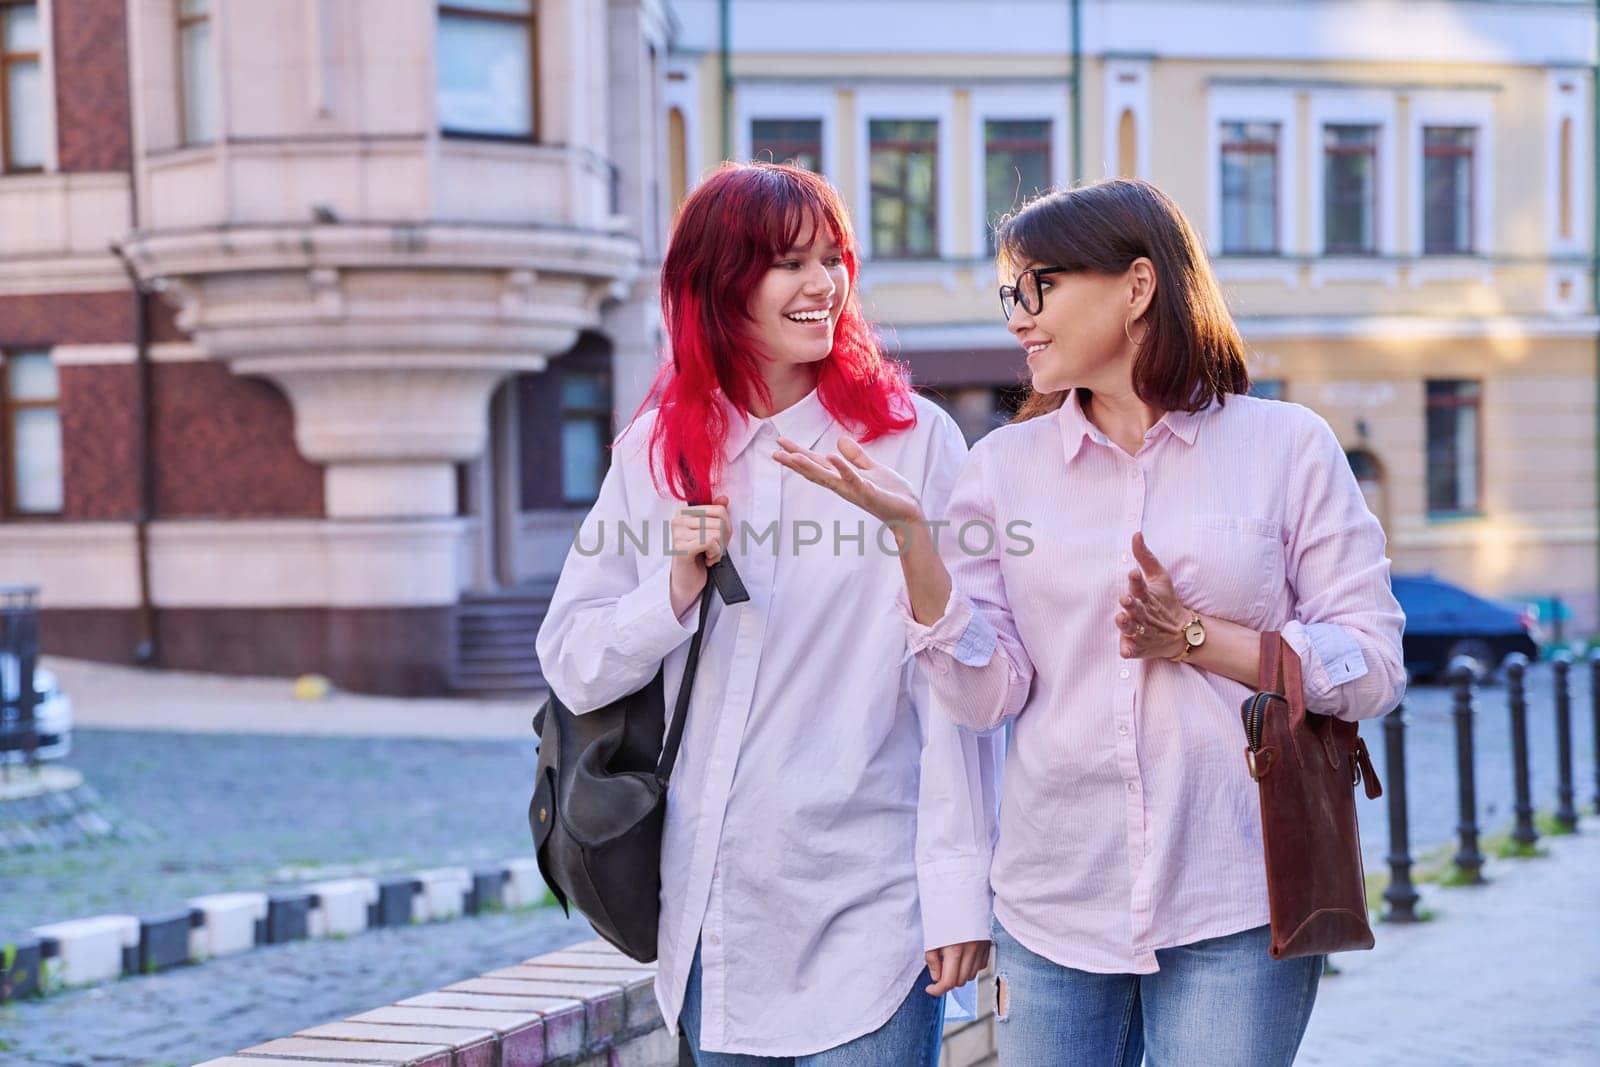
left=437, top=0, right=536, bottom=139
left=1423, top=126, right=1475, bottom=255
left=1, top=1, right=42, bottom=171
left=177, top=0, right=217, bottom=145
left=1323, top=124, right=1379, bottom=255
left=559, top=368, right=610, bottom=506
left=1426, top=379, right=1481, bottom=516
left=751, top=119, right=822, bottom=172
left=2, top=351, right=62, bottom=515
left=869, top=119, right=938, bottom=259
left=984, top=120, right=1051, bottom=254
left=1248, top=378, right=1286, bottom=401
left=1220, top=121, right=1279, bottom=254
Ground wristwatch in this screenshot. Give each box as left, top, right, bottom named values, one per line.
left=1173, top=612, right=1205, bottom=663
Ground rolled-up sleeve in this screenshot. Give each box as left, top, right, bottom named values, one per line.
left=1280, top=411, right=1407, bottom=721
left=908, top=412, right=1001, bottom=953
left=534, top=424, right=699, bottom=714
left=902, top=441, right=1035, bottom=733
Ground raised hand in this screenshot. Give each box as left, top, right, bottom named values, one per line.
left=771, top=435, right=923, bottom=527
left=1115, top=531, right=1190, bottom=661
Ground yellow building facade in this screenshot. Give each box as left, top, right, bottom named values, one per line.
left=664, top=0, right=1600, bottom=632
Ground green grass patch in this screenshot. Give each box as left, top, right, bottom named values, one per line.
left=1537, top=812, right=1578, bottom=837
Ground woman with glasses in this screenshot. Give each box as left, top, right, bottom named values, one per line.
left=537, top=161, right=998, bottom=1066
left=776, top=178, right=1405, bottom=1065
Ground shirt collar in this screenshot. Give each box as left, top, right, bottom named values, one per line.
left=720, top=386, right=836, bottom=464
left=1056, top=390, right=1210, bottom=464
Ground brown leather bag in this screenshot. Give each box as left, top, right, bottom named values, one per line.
left=1240, top=631, right=1383, bottom=959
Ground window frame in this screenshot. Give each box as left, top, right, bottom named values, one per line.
left=1306, top=89, right=1397, bottom=262
left=1206, top=87, right=1299, bottom=266
left=437, top=0, right=540, bottom=143
left=981, top=117, right=1054, bottom=255
left=0, top=349, right=63, bottom=518
left=1425, top=378, right=1484, bottom=519
left=557, top=364, right=612, bottom=508
left=175, top=0, right=217, bottom=147
left=1409, top=90, right=1495, bottom=261
left=1421, top=126, right=1476, bottom=255
left=0, top=0, right=43, bottom=174
left=867, top=117, right=941, bottom=261
left=1218, top=120, right=1281, bottom=256
left=1322, top=123, right=1381, bottom=256
left=855, top=87, right=954, bottom=261
left=748, top=118, right=824, bottom=173
left=968, top=86, right=1067, bottom=258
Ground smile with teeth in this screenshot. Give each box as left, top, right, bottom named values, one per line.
left=785, top=309, right=831, bottom=323
left=1025, top=341, right=1050, bottom=354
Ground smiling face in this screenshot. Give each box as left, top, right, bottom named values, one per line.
left=1003, top=257, right=1153, bottom=396
left=746, top=215, right=849, bottom=376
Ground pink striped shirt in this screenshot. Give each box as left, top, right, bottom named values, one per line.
left=904, top=391, right=1405, bottom=973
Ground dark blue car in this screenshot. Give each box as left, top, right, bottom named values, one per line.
left=1392, top=573, right=1539, bottom=682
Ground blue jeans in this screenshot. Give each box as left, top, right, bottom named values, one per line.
left=991, top=921, right=1322, bottom=1067
left=679, top=942, right=945, bottom=1066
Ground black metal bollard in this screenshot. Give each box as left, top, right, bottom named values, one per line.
left=1381, top=699, right=1420, bottom=921
left=1449, top=659, right=1485, bottom=883
left=1553, top=651, right=1579, bottom=831
left=1505, top=654, right=1539, bottom=849
left=1590, top=650, right=1600, bottom=814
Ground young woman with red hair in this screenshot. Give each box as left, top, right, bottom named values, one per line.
left=536, top=162, right=998, bottom=1065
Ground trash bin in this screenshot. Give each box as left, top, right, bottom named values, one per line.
left=0, top=584, right=41, bottom=766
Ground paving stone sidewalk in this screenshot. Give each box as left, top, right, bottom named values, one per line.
left=1301, top=816, right=1600, bottom=1065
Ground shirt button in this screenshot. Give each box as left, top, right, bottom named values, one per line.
left=709, top=934, right=722, bottom=945
left=1119, top=668, right=1130, bottom=679
left=1118, top=724, right=1129, bottom=735
left=1127, top=782, right=1137, bottom=793
left=1120, top=553, right=1130, bottom=563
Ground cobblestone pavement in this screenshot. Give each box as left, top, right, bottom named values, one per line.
left=0, top=728, right=542, bottom=933
left=1, top=904, right=597, bottom=1066
left=1302, top=816, right=1600, bottom=1065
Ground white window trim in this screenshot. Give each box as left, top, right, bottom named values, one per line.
left=1546, top=68, right=1590, bottom=259
left=1206, top=85, right=1300, bottom=285
left=1101, top=58, right=1150, bottom=180
left=1407, top=89, right=1494, bottom=264
left=1307, top=88, right=1398, bottom=286
left=734, top=83, right=837, bottom=178
left=854, top=86, right=955, bottom=262
left=969, top=84, right=1069, bottom=258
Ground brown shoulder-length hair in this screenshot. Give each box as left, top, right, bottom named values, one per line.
left=995, top=178, right=1250, bottom=423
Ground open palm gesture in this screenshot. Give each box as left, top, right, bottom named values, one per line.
left=772, top=435, right=922, bottom=526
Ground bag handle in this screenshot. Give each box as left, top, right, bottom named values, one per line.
left=657, top=557, right=740, bottom=784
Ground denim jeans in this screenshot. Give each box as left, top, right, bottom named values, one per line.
left=679, top=942, right=946, bottom=1066
left=991, top=920, right=1323, bottom=1067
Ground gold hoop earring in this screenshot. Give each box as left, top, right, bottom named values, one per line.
left=1125, top=317, right=1149, bottom=347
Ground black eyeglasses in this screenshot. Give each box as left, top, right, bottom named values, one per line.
left=999, top=266, right=1071, bottom=321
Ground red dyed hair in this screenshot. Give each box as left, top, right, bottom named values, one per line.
left=635, top=161, right=915, bottom=503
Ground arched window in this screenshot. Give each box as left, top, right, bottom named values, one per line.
left=668, top=107, right=688, bottom=214
left=1117, top=108, right=1137, bottom=178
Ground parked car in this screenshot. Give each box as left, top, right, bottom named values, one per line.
left=0, top=665, right=72, bottom=764
left=1392, top=573, right=1539, bottom=683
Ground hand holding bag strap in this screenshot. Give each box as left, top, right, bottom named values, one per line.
left=656, top=577, right=717, bottom=785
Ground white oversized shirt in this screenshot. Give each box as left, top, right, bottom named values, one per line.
left=536, top=389, right=999, bottom=1056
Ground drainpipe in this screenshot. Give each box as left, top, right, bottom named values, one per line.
left=115, top=10, right=156, bottom=666
left=719, top=0, right=731, bottom=160
left=1071, top=0, right=1082, bottom=184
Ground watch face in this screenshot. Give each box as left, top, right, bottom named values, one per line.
left=1183, top=621, right=1205, bottom=647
